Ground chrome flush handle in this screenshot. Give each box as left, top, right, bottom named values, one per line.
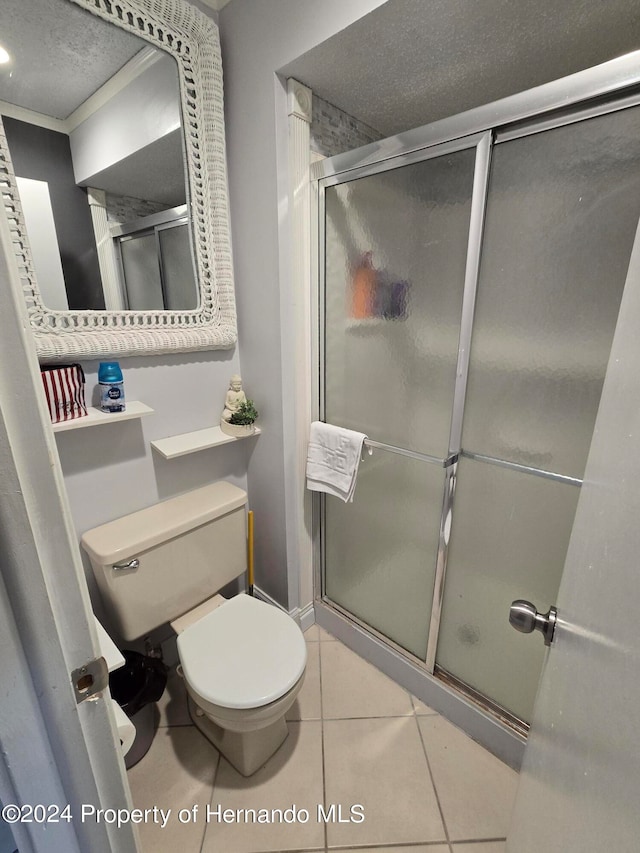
left=113, top=558, right=140, bottom=572
left=509, top=599, right=557, bottom=646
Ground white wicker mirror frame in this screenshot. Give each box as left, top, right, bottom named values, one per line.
left=0, top=0, right=237, bottom=360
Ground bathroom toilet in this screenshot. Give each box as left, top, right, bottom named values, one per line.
left=174, top=591, right=306, bottom=776
left=81, top=481, right=307, bottom=777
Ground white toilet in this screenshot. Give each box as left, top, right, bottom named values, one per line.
left=81, top=481, right=307, bottom=776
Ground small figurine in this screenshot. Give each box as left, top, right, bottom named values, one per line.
left=222, top=375, right=247, bottom=422
left=220, top=375, right=258, bottom=437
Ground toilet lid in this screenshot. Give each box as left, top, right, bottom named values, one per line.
left=177, top=593, right=307, bottom=709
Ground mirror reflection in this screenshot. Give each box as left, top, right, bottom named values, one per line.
left=0, top=0, right=198, bottom=311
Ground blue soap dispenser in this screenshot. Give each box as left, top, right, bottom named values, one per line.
left=98, top=362, right=125, bottom=413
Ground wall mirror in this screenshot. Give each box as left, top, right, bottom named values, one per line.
left=0, top=0, right=236, bottom=359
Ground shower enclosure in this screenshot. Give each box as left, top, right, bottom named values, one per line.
left=112, top=205, right=199, bottom=311
left=314, top=57, right=640, bottom=738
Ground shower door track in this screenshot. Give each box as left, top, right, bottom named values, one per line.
left=313, top=52, right=640, bottom=761
left=434, top=667, right=529, bottom=737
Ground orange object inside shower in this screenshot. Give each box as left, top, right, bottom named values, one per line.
left=351, top=252, right=376, bottom=319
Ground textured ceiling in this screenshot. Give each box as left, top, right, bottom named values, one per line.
left=1, top=0, right=145, bottom=119
left=0, top=0, right=182, bottom=202
left=281, top=0, right=640, bottom=137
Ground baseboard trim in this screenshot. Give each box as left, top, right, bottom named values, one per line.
left=298, top=602, right=316, bottom=632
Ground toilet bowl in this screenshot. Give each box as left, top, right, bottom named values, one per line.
left=81, top=481, right=306, bottom=777
left=175, top=592, right=306, bottom=776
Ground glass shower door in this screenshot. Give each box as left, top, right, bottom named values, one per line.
left=322, top=143, right=478, bottom=659
left=435, top=104, right=640, bottom=722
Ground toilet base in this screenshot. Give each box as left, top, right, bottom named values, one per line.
left=187, top=694, right=289, bottom=776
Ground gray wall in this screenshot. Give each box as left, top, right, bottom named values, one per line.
left=3, top=117, right=104, bottom=310
left=218, top=0, right=388, bottom=607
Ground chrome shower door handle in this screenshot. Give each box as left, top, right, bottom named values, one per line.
left=509, top=599, right=557, bottom=646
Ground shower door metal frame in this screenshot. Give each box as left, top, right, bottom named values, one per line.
left=426, top=131, right=493, bottom=672
left=312, top=49, right=640, bottom=754
left=317, top=130, right=490, bottom=672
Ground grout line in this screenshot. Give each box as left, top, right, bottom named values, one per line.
left=251, top=848, right=326, bottom=852
left=411, top=694, right=440, bottom=717
left=199, top=749, right=221, bottom=853
left=414, top=713, right=454, bottom=853
left=323, top=842, right=456, bottom=850
left=318, top=641, right=329, bottom=853
left=322, top=712, right=435, bottom=721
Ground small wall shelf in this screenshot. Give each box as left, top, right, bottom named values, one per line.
left=51, top=401, right=154, bottom=433
left=151, top=424, right=261, bottom=460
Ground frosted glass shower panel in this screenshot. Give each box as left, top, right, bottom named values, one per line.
left=324, top=451, right=445, bottom=660
left=324, top=149, right=475, bottom=457
left=462, top=107, right=640, bottom=479
left=436, top=458, right=580, bottom=722
left=119, top=232, right=164, bottom=310
left=158, top=223, right=199, bottom=310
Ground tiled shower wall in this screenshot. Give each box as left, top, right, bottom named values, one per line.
left=311, top=93, right=384, bottom=158
left=105, top=192, right=167, bottom=225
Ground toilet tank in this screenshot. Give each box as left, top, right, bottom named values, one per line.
left=81, top=482, right=247, bottom=641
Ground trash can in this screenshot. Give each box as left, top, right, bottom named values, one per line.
left=109, top=650, right=168, bottom=768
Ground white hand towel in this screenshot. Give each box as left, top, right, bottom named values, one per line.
left=306, top=421, right=367, bottom=502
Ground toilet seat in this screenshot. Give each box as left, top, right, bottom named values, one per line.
left=177, top=593, right=307, bottom=710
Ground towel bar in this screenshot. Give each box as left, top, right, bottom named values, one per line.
left=362, top=437, right=458, bottom=468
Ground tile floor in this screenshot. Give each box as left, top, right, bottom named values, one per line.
left=128, top=624, right=518, bottom=853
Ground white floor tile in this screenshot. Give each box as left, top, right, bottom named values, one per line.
left=202, top=721, right=324, bottom=853
left=127, top=726, right=219, bottom=853
left=323, top=717, right=446, bottom=848
left=303, top=624, right=321, bottom=642
left=411, top=694, right=439, bottom=716
left=418, top=715, right=518, bottom=841
left=453, top=843, right=507, bottom=853
left=320, top=641, right=414, bottom=719
left=304, top=624, right=338, bottom=642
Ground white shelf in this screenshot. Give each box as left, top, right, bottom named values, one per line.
left=151, top=424, right=261, bottom=460
left=51, top=401, right=154, bottom=433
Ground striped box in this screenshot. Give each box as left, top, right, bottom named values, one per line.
left=40, top=364, right=88, bottom=424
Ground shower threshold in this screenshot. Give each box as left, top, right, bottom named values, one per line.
left=435, top=667, right=530, bottom=739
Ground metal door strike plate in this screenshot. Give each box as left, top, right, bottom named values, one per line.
left=71, top=656, right=109, bottom=703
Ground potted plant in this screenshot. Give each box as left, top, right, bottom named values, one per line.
left=220, top=399, right=259, bottom=437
